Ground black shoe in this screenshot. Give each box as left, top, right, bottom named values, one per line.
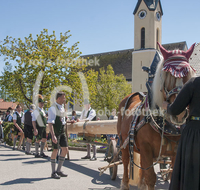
left=51, top=172, right=60, bottom=179
left=90, top=157, right=97, bottom=161
left=57, top=171, right=68, bottom=177
left=35, top=154, right=41, bottom=158
left=81, top=155, right=91, bottom=159
left=25, top=152, right=33, bottom=155
left=22, top=147, right=25, bottom=151
left=13, top=147, right=16, bottom=150
left=40, top=153, right=48, bottom=158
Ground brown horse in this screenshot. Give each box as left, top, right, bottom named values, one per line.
left=117, top=43, right=196, bottom=190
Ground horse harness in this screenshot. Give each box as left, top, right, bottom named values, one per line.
left=121, top=92, right=181, bottom=171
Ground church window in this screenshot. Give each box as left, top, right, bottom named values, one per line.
left=156, top=28, right=159, bottom=49
left=141, top=28, right=145, bottom=49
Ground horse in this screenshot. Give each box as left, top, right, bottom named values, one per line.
left=117, top=42, right=196, bottom=190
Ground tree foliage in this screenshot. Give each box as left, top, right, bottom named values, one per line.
left=0, top=29, right=85, bottom=106
left=86, top=65, right=131, bottom=118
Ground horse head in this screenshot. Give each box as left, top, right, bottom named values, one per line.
left=152, top=42, right=196, bottom=125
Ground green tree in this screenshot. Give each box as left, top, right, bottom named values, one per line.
left=0, top=29, right=86, bottom=106
left=86, top=65, right=131, bottom=118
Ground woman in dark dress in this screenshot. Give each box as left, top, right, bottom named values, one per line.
left=163, top=76, right=200, bottom=190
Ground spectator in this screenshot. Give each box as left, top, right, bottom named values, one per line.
left=13, top=104, right=24, bottom=150
left=104, top=109, right=117, bottom=161
left=32, top=95, right=48, bottom=158
left=79, top=99, right=97, bottom=161
left=4, top=109, right=13, bottom=122
left=70, top=110, right=79, bottom=139
left=24, top=104, right=35, bottom=155
left=0, top=117, right=3, bottom=142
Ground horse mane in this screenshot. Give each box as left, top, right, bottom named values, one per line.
left=151, top=52, right=196, bottom=108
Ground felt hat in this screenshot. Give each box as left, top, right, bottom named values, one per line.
left=157, top=42, right=196, bottom=78
left=38, top=98, right=44, bottom=103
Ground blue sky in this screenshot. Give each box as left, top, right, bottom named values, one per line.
left=0, top=0, right=200, bottom=74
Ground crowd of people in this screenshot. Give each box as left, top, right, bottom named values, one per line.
left=0, top=92, right=118, bottom=179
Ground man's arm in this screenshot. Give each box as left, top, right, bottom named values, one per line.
left=13, top=120, right=23, bottom=133
left=47, top=107, right=57, bottom=144
left=48, top=123, right=57, bottom=144
left=32, top=121, right=38, bottom=136
left=32, top=110, right=38, bottom=136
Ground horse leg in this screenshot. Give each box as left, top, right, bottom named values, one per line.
left=138, top=168, right=147, bottom=190
left=140, top=144, right=156, bottom=190
left=120, top=146, right=129, bottom=190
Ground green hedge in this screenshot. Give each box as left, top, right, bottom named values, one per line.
left=3, top=122, right=14, bottom=146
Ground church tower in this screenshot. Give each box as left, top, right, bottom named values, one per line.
left=132, top=0, right=163, bottom=92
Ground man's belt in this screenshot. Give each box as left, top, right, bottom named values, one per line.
left=190, top=116, right=200, bottom=121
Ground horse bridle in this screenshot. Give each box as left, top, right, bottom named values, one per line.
left=163, top=85, right=189, bottom=125
left=164, top=86, right=182, bottom=102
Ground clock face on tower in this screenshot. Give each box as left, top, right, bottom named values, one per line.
left=138, top=10, right=147, bottom=19
left=156, top=12, right=161, bottom=21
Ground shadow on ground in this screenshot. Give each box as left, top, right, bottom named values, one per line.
left=64, top=160, right=121, bottom=189
left=0, top=177, right=50, bottom=186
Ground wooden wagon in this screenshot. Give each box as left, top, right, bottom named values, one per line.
left=66, top=120, right=173, bottom=182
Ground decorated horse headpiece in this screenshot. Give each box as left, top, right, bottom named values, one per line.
left=157, top=42, right=196, bottom=78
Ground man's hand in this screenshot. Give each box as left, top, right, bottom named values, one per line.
left=34, top=129, right=38, bottom=136
left=52, top=135, right=57, bottom=144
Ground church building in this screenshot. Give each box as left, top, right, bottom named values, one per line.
left=81, top=0, right=200, bottom=93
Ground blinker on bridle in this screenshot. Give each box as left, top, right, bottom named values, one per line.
left=164, top=86, right=182, bottom=102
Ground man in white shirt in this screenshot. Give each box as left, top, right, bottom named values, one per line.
left=79, top=99, right=97, bottom=161
left=32, top=95, right=48, bottom=158
left=4, top=110, right=13, bottom=122
left=48, top=92, right=68, bottom=179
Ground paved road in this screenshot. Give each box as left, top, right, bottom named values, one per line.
left=0, top=144, right=170, bottom=190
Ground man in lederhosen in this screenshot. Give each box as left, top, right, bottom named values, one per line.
left=1, top=109, right=13, bottom=142
left=48, top=91, right=68, bottom=179
left=79, top=99, right=97, bottom=161
left=24, top=104, right=35, bottom=155
left=4, top=109, right=13, bottom=122
left=13, top=104, right=24, bottom=150
left=32, top=95, right=48, bottom=158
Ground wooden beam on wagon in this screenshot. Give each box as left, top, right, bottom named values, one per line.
left=67, top=120, right=118, bottom=135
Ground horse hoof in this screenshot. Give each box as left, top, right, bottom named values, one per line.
left=138, top=183, right=147, bottom=190
left=120, top=181, right=129, bottom=190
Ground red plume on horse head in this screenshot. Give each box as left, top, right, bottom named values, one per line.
left=157, top=42, right=196, bottom=78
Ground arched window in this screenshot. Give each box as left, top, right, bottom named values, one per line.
left=156, top=28, right=159, bottom=49
left=141, top=27, right=145, bottom=49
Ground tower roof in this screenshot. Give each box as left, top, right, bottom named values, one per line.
left=133, top=0, right=163, bottom=15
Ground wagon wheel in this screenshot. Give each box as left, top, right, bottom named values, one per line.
left=159, top=157, right=172, bottom=181
left=108, top=139, right=118, bottom=180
